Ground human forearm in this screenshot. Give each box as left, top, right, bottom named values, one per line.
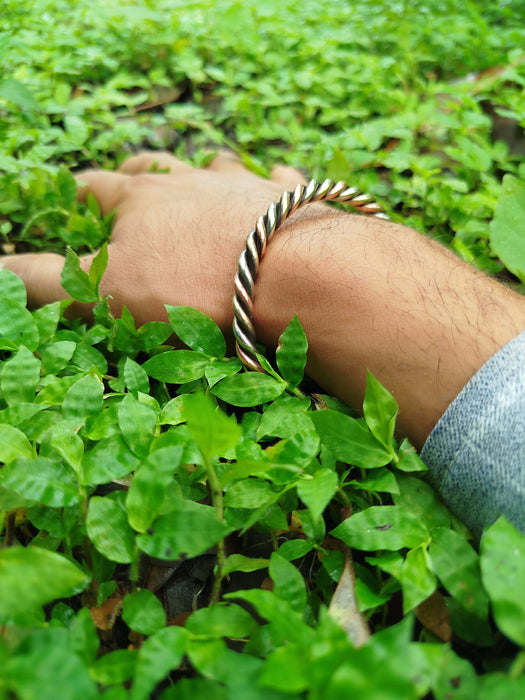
left=254, top=211, right=525, bottom=448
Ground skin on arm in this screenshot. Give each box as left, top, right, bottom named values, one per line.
left=254, top=212, right=525, bottom=447
left=3, top=152, right=525, bottom=450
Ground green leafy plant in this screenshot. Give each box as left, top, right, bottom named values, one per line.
left=1, top=251, right=524, bottom=697
left=1, top=0, right=525, bottom=697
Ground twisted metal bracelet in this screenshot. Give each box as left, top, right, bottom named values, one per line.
left=233, top=178, right=389, bottom=373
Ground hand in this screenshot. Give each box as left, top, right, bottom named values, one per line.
left=1, top=151, right=315, bottom=330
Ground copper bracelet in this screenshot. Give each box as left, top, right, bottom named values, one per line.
left=233, top=178, right=388, bottom=372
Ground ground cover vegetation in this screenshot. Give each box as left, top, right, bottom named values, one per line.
left=1, top=0, right=525, bottom=697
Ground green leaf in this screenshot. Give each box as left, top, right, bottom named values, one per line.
left=223, top=478, right=279, bottom=509
left=400, top=546, right=437, bottom=612
left=82, top=434, right=139, bottom=485
left=0, top=267, right=27, bottom=306
left=118, top=392, right=157, bottom=458
left=143, top=350, right=210, bottom=384
left=311, top=410, right=392, bottom=468
left=332, top=506, right=429, bottom=551
left=136, top=499, right=231, bottom=560
left=131, top=626, right=187, bottom=700
left=86, top=493, right=136, bottom=564
left=423, top=644, right=480, bottom=699
left=259, top=642, right=310, bottom=693
left=0, top=31, right=8, bottom=62
left=445, top=135, right=492, bottom=172
left=396, top=439, right=428, bottom=472
left=222, top=553, right=269, bottom=577
left=61, top=248, right=97, bottom=303
left=0, top=457, right=80, bottom=508
left=1, top=345, right=40, bottom=405
left=480, top=516, right=525, bottom=645
left=363, top=371, right=398, bottom=451
left=205, top=357, right=242, bottom=387
left=298, top=507, right=326, bottom=543
left=277, top=539, right=314, bottom=561
left=350, top=467, right=399, bottom=495
left=0, top=424, right=34, bottom=462
left=56, top=167, right=78, bottom=209
left=324, top=619, right=428, bottom=700
left=91, top=649, right=136, bottom=685
left=114, top=311, right=138, bottom=354
left=355, top=577, right=391, bottom=613
left=0, top=296, right=39, bottom=351
left=211, top=372, right=286, bottom=407
left=0, top=77, right=39, bottom=110
left=2, top=629, right=98, bottom=700
left=166, top=305, right=226, bottom=358
left=0, top=548, right=89, bottom=625
left=275, top=315, right=308, bottom=388
left=67, top=607, right=100, bottom=665
left=137, top=321, right=173, bottom=351
left=429, top=527, right=489, bottom=619
left=36, top=376, right=75, bottom=408
left=0, top=402, right=44, bottom=428
left=297, top=468, right=338, bottom=521
left=185, top=603, right=258, bottom=639
left=71, top=342, right=107, bottom=374
left=123, top=356, right=150, bottom=395
left=479, top=673, right=525, bottom=700
left=266, top=428, right=319, bottom=470
left=255, top=351, right=285, bottom=381
left=447, top=598, right=493, bottom=646
left=257, top=396, right=313, bottom=439
left=40, top=340, right=76, bottom=374
left=269, top=552, right=307, bottom=613
left=393, top=475, right=451, bottom=531
left=88, top=242, right=108, bottom=296
left=222, top=588, right=313, bottom=646
left=122, top=589, right=166, bottom=635
left=126, top=446, right=183, bottom=532
left=186, top=638, right=265, bottom=692
left=182, top=392, right=241, bottom=462
left=489, top=175, right=525, bottom=283
left=65, top=114, right=90, bottom=147
left=219, top=441, right=274, bottom=486
left=21, top=412, right=61, bottom=443
left=62, top=372, right=104, bottom=425
left=83, top=402, right=119, bottom=440
left=159, top=396, right=184, bottom=426
left=48, top=420, right=84, bottom=475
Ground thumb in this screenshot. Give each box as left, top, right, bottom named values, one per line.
left=0, top=252, right=69, bottom=308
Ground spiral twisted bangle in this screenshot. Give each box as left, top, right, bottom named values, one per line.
left=233, top=178, right=389, bottom=373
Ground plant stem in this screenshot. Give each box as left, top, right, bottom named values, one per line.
left=129, top=547, right=140, bottom=592
left=290, top=386, right=306, bottom=399
left=2, top=512, right=16, bottom=548
left=206, top=458, right=225, bottom=604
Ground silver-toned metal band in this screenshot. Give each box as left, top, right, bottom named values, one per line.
left=233, top=178, right=388, bottom=372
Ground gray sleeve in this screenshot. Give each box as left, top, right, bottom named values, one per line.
left=420, top=331, right=525, bottom=539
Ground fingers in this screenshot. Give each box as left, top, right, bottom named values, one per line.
left=207, top=151, right=309, bottom=194
left=75, top=171, right=130, bottom=216
left=206, top=150, right=250, bottom=174
left=270, top=165, right=308, bottom=188
left=76, top=151, right=192, bottom=216
left=118, top=151, right=193, bottom=175
left=0, top=253, right=70, bottom=308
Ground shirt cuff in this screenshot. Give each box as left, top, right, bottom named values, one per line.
left=420, top=331, right=525, bottom=539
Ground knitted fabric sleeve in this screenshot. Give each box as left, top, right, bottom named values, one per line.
left=420, top=331, right=525, bottom=539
